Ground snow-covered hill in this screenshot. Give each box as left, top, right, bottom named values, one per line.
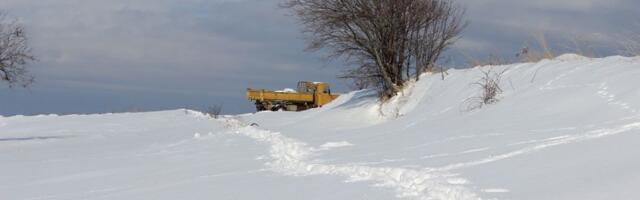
left=2, top=55, right=640, bottom=200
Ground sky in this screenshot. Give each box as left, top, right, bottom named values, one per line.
left=0, top=0, right=638, bottom=116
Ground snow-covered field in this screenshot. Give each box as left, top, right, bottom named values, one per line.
left=2, top=54, right=640, bottom=200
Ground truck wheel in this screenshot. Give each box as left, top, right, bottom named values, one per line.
left=255, top=101, right=267, bottom=111
left=286, top=105, right=298, bottom=111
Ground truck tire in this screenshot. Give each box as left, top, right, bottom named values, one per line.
left=286, top=105, right=298, bottom=111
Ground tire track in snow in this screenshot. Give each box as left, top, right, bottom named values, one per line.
left=223, top=119, right=480, bottom=200
left=439, top=118, right=640, bottom=171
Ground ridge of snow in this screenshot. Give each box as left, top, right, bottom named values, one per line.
left=368, top=54, right=639, bottom=119
left=553, top=53, right=589, bottom=61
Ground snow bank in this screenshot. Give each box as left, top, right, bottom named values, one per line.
left=244, top=54, right=640, bottom=199
left=3, top=55, right=640, bottom=200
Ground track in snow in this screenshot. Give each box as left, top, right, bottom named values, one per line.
left=222, top=112, right=640, bottom=200
left=223, top=119, right=480, bottom=200
left=439, top=117, right=640, bottom=171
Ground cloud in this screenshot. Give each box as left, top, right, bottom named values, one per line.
left=0, top=0, right=338, bottom=115
left=0, top=0, right=638, bottom=115
left=454, top=0, right=639, bottom=59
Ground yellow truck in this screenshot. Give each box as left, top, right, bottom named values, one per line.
left=247, top=81, right=339, bottom=111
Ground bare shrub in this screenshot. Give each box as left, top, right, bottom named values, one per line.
left=0, top=11, right=35, bottom=87
left=463, top=68, right=507, bottom=111
left=206, top=104, right=223, bottom=119
left=282, top=0, right=467, bottom=100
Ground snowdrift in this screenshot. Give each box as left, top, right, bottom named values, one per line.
left=2, top=55, right=640, bottom=200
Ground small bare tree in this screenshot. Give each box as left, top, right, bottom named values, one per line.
left=206, top=104, right=223, bottom=119
left=283, top=0, right=466, bottom=99
left=0, top=11, right=35, bottom=87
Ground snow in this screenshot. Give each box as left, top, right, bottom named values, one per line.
left=318, top=141, right=354, bottom=150
left=275, top=88, right=297, bottom=93
left=2, top=55, right=640, bottom=200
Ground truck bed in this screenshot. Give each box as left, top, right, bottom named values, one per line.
left=246, top=89, right=314, bottom=102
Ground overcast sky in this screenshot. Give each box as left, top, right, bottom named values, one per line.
left=1, top=0, right=638, bottom=116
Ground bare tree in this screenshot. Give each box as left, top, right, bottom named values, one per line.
left=283, top=0, right=466, bottom=99
left=0, top=11, right=35, bottom=87
left=206, top=104, right=223, bottom=119
left=338, top=64, right=379, bottom=90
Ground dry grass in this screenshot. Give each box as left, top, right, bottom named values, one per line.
left=536, top=32, right=554, bottom=59
left=463, top=32, right=558, bottom=68
left=517, top=32, right=555, bottom=63
left=461, top=31, right=631, bottom=88
left=464, top=53, right=508, bottom=68
left=462, top=67, right=508, bottom=111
